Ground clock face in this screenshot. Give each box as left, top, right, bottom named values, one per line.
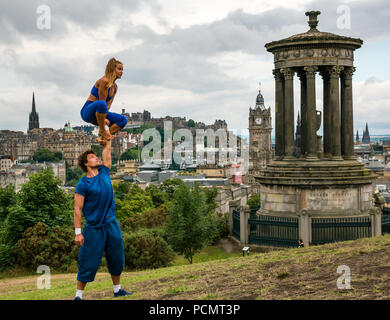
left=255, top=118, right=262, bottom=125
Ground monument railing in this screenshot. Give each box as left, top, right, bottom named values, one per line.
left=232, top=209, right=241, bottom=240
left=382, top=208, right=390, bottom=235
left=311, top=217, right=371, bottom=245
left=248, top=214, right=299, bottom=247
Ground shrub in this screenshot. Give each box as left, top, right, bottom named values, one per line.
left=123, top=228, right=175, bottom=270
left=13, top=222, right=77, bottom=271
left=247, top=194, right=261, bottom=209
left=217, top=212, right=230, bottom=238
left=0, top=244, right=15, bottom=271
left=145, top=184, right=167, bottom=208
left=2, top=168, right=73, bottom=246
left=119, top=208, right=168, bottom=233
left=0, top=184, right=17, bottom=222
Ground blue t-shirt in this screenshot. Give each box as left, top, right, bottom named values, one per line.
left=75, top=165, right=116, bottom=227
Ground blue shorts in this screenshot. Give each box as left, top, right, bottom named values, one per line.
left=77, top=218, right=125, bottom=283
left=80, top=100, right=128, bottom=128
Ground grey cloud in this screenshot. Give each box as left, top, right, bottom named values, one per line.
left=303, top=0, right=390, bottom=41
left=0, top=0, right=157, bottom=44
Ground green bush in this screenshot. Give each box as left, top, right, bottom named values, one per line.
left=13, top=222, right=77, bottom=271
left=3, top=204, right=34, bottom=245
left=247, top=194, right=261, bottom=209
left=119, top=208, right=168, bottom=233
left=216, top=212, right=230, bottom=239
left=0, top=184, right=17, bottom=222
left=2, top=168, right=73, bottom=246
left=0, top=244, right=15, bottom=271
left=145, top=184, right=167, bottom=208
left=123, top=228, right=175, bottom=270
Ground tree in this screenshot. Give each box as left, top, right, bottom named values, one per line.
left=54, top=152, right=63, bottom=161
left=203, top=187, right=218, bottom=214
left=3, top=168, right=73, bottom=245
left=145, top=184, right=167, bottom=208
left=115, top=184, right=154, bottom=221
left=33, top=149, right=63, bottom=162
left=113, top=181, right=132, bottom=201
left=164, top=182, right=217, bottom=264
left=66, top=166, right=84, bottom=187
left=0, top=184, right=17, bottom=222
left=132, top=124, right=154, bottom=135
left=115, top=195, right=154, bottom=222
left=120, top=148, right=139, bottom=161
left=160, top=178, right=185, bottom=198
left=188, top=119, right=195, bottom=127
left=91, top=144, right=102, bottom=157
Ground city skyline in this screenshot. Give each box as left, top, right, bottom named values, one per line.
left=0, top=0, right=389, bottom=135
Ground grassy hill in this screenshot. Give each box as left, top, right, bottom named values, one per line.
left=1, top=234, right=390, bottom=300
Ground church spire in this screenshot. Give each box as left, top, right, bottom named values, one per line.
left=28, top=92, right=40, bottom=132
left=362, top=123, right=370, bottom=144
left=32, top=92, right=36, bottom=113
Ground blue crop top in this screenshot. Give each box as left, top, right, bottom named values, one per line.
left=90, top=84, right=117, bottom=102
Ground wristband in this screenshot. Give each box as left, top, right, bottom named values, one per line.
left=75, top=228, right=81, bottom=235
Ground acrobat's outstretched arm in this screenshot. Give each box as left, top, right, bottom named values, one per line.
left=102, top=138, right=112, bottom=169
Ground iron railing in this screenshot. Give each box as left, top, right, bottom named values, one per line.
left=311, top=217, right=371, bottom=245
left=232, top=209, right=240, bottom=240
left=248, top=214, right=299, bottom=247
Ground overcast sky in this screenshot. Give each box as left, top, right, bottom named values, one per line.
left=1, top=0, right=389, bottom=139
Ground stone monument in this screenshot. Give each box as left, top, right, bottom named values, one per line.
left=256, top=11, right=381, bottom=246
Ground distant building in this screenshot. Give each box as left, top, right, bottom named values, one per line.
left=248, top=85, right=272, bottom=189
left=362, top=123, right=371, bottom=144
left=44, top=123, right=91, bottom=166
left=0, top=161, right=66, bottom=191
left=28, top=92, right=40, bottom=132
left=0, top=156, right=15, bottom=171
left=365, top=158, right=384, bottom=175
left=0, top=130, right=38, bottom=161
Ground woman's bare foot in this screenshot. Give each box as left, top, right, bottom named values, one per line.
left=96, top=136, right=106, bottom=146
left=100, top=129, right=114, bottom=141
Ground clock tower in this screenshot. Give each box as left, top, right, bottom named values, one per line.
left=248, top=85, right=272, bottom=189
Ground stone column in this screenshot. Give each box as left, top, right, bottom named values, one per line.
left=297, top=209, right=311, bottom=247
left=240, top=205, right=251, bottom=245
left=229, top=199, right=240, bottom=236
left=298, top=70, right=307, bottom=157
left=273, top=69, right=284, bottom=159
left=320, top=69, right=331, bottom=158
left=341, top=67, right=356, bottom=160
left=329, top=66, right=344, bottom=160
left=304, top=66, right=319, bottom=160
left=280, top=68, right=295, bottom=159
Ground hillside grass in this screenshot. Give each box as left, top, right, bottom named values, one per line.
left=1, top=234, right=390, bottom=300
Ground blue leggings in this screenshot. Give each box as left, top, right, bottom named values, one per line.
left=81, top=100, right=128, bottom=128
